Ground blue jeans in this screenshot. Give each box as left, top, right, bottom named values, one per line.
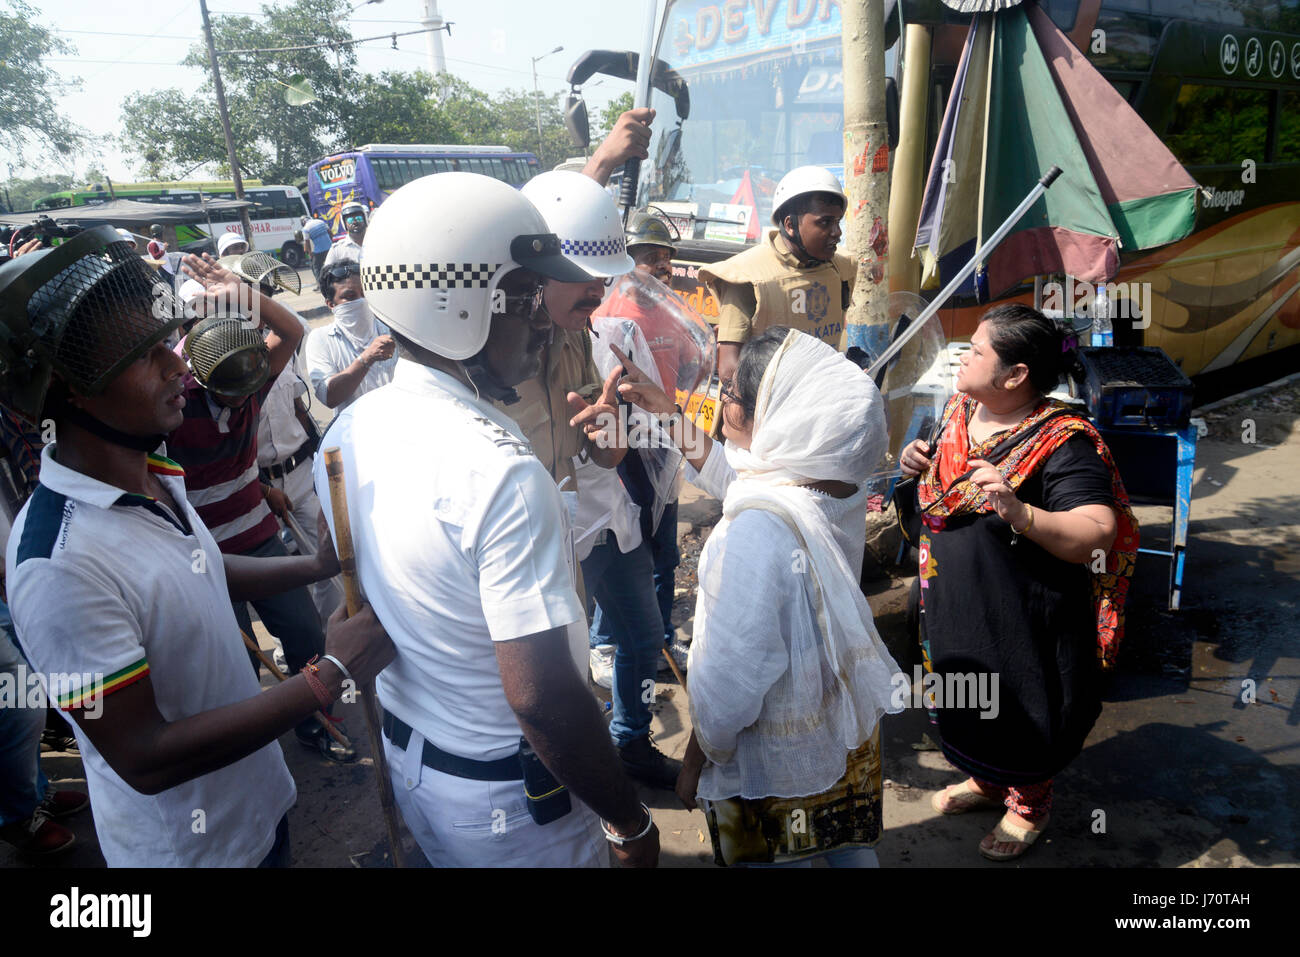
left=580, top=534, right=662, bottom=748
left=0, top=603, right=48, bottom=827
left=231, top=534, right=327, bottom=739
left=593, top=500, right=680, bottom=648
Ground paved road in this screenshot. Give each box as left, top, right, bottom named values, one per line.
left=6, top=317, right=1297, bottom=868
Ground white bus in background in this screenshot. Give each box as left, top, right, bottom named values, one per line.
left=38, top=182, right=313, bottom=266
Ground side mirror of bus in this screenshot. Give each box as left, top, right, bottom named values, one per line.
left=886, top=77, right=900, bottom=151
left=565, top=94, right=590, bottom=150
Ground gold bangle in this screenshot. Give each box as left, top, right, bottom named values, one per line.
left=1014, top=503, right=1034, bottom=535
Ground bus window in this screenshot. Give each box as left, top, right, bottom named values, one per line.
left=1089, top=10, right=1158, bottom=72
left=1166, top=84, right=1242, bottom=166
left=1166, top=84, right=1270, bottom=166
left=402, top=158, right=421, bottom=185
left=491, top=158, right=506, bottom=181
left=1277, top=91, right=1300, bottom=163
left=434, top=158, right=451, bottom=172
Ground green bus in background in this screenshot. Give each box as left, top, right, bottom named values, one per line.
left=34, top=181, right=312, bottom=266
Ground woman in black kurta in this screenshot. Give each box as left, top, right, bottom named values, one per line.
left=900, top=304, right=1137, bottom=861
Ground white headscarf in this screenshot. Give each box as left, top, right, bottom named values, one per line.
left=692, top=330, right=901, bottom=796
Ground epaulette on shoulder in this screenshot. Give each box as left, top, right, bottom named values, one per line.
left=469, top=415, right=533, bottom=457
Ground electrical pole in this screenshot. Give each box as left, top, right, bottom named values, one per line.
left=200, top=0, right=256, bottom=251
left=840, top=0, right=890, bottom=358
left=532, top=46, right=562, bottom=168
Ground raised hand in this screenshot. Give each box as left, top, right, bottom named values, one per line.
left=610, top=343, right=674, bottom=416
left=567, top=361, right=625, bottom=450
left=181, top=252, right=256, bottom=322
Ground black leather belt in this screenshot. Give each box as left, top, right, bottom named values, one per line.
left=260, top=436, right=317, bottom=482
left=382, top=710, right=522, bottom=782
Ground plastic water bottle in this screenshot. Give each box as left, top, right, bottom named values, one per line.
left=1090, top=289, right=1114, bottom=347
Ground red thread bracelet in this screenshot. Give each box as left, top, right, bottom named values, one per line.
left=302, top=657, right=337, bottom=712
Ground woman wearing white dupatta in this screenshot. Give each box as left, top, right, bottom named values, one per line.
left=614, top=327, right=902, bottom=867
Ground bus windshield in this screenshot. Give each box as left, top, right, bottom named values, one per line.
left=307, top=147, right=542, bottom=240
left=641, top=0, right=863, bottom=244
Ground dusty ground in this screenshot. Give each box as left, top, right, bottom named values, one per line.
left=5, top=279, right=1298, bottom=868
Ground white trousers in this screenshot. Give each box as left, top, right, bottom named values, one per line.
left=384, top=730, right=608, bottom=868
left=266, top=457, right=342, bottom=623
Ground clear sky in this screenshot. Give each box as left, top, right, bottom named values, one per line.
left=14, top=0, right=639, bottom=181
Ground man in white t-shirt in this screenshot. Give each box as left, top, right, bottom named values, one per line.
left=0, top=228, right=394, bottom=866
left=317, top=173, right=657, bottom=867
left=321, top=200, right=367, bottom=270
left=304, top=262, right=396, bottom=410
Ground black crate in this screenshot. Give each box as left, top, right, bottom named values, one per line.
left=1077, top=347, right=1194, bottom=430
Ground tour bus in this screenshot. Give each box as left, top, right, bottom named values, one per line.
left=306, top=145, right=542, bottom=240
left=594, top=0, right=1300, bottom=384
left=34, top=181, right=312, bottom=266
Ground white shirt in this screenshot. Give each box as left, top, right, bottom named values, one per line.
left=322, top=236, right=362, bottom=269
left=5, top=445, right=295, bottom=866
left=257, top=353, right=312, bottom=468
left=303, top=318, right=397, bottom=410
left=313, top=359, right=587, bottom=762
left=685, top=442, right=875, bottom=801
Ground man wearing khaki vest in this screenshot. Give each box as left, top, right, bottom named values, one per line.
left=701, top=167, right=855, bottom=389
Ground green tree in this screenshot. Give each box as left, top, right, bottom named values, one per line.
left=595, top=91, right=635, bottom=141
left=0, top=0, right=86, bottom=163
left=120, top=0, right=358, bottom=183
left=0, top=174, right=73, bottom=212
left=483, top=87, right=577, bottom=169
left=346, top=71, right=499, bottom=146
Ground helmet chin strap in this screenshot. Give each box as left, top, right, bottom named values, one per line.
left=460, top=351, right=520, bottom=405
left=778, top=218, right=829, bottom=266
left=56, top=399, right=166, bottom=453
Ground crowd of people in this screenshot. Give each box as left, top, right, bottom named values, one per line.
left=0, top=108, right=1137, bottom=869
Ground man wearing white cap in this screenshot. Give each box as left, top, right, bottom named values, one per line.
left=217, top=232, right=249, bottom=258
left=512, top=171, right=681, bottom=791
left=115, top=228, right=137, bottom=250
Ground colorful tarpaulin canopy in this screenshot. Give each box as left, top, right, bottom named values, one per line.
left=914, top=3, right=1199, bottom=298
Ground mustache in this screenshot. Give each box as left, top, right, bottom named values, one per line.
left=575, top=298, right=602, bottom=311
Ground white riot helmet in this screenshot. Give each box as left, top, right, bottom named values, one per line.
left=360, top=172, right=588, bottom=361
left=521, top=170, right=635, bottom=279
left=771, top=166, right=848, bottom=226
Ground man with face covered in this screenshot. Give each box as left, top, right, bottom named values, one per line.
left=317, top=172, right=658, bottom=867
left=304, top=262, right=396, bottom=410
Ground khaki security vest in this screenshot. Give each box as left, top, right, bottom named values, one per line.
left=699, top=230, right=856, bottom=350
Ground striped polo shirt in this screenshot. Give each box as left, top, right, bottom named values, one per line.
left=5, top=444, right=295, bottom=866
left=165, top=377, right=278, bottom=554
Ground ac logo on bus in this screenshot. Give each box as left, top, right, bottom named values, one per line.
left=317, top=159, right=357, bottom=187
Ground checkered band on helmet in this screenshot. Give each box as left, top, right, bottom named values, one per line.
left=28, top=236, right=186, bottom=397
left=559, top=236, right=626, bottom=258
left=361, top=262, right=501, bottom=291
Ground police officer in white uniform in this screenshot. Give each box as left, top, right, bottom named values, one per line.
left=314, top=173, right=658, bottom=867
